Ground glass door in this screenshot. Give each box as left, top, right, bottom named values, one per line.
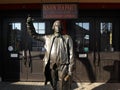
left=3, top=18, right=45, bottom=81
left=3, top=18, right=25, bottom=81
left=74, top=18, right=115, bottom=56
left=74, top=17, right=119, bottom=82
left=74, top=18, right=91, bottom=58
left=97, top=20, right=114, bottom=52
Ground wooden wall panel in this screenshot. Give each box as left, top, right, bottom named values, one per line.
left=1, top=0, right=120, bottom=4
left=74, top=52, right=120, bottom=82
left=1, top=3, right=120, bottom=10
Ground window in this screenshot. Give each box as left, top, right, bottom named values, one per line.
left=75, top=22, right=90, bottom=53
left=12, top=22, right=21, bottom=30
left=33, top=22, right=45, bottom=34
left=9, top=22, right=22, bottom=51
left=100, top=22, right=113, bottom=51
left=32, top=22, right=46, bottom=51
left=76, top=22, right=89, bottom=30
left=100, top=23, right=112, bottom=34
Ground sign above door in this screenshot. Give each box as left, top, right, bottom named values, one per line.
left=42, top=4, right=78, bottom=19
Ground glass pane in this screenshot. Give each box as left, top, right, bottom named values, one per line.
left=9, top=22, right=22, bottom=52
left=32, top=22, right=45, bottom=52
left=12, top=23, right=21, bottom=30
left=100, top=22, right=113, bottom=51
left=75, top=22, right=90, bottom=53
left=33, top=22, right=45, bottom=34
left=32, top=39, right=44, bottom=52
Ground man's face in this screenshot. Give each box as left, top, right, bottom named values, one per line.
left=54, top=21, right=62, bottom=33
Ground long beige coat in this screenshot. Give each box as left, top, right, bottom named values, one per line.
left=26, top=17, right=74, bottom=89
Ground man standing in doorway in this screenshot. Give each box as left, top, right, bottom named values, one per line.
left=26, top=16, right=74, bottom=90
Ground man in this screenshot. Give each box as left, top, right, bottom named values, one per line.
left=26, top=16, right=74, bottom=90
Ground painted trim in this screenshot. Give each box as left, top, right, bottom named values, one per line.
left=0, top=3, right=120, bottom=10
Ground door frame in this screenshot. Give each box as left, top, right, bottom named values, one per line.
left=74, top=16, right=120, bottom=82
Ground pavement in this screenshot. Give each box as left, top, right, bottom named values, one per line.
left=0, top=81, right=120, bottom=90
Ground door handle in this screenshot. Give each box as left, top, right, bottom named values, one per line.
left=25, top=50, right=32, bottom=67
left=28, top=50, right=32, bottom=67
left=29, top=58, right=32, bottom=67
left=22, top=50, right=27, bottom=67
left=22, top=50, right=32, bottom=67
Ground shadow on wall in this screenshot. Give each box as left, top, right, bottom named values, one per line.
left=92, top=61, right=120, bottom=90
left=103, top=61, right=120, bottom=83
left=80, top=58, right=96, bottom=83
left=74, top=57, right=96, bottom=83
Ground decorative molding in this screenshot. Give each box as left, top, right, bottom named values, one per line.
left=1, top=3, right=120, bottom=10
left=1, top=0, right=120, bottom=4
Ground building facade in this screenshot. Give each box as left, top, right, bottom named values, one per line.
left=0, top=1, right=120, bottom=82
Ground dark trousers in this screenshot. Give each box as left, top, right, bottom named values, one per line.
left=50, top=69, right=58, bottom=90
left=50, top=69, right=71, bottom=90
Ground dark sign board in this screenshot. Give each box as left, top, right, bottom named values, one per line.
left=43, top=4, right=78, bottom=19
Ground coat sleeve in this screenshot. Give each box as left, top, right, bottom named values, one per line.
left=26, top=16, right=45, bottom=41
left=67, top=36, right=74, bottom=76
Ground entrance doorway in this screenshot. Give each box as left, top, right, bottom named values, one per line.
left=74, top=17, right=117, bottom=55
left=2, top=16, right=120, bottom=82
left=3, top=18, right=45, bottom=81
left=74, top=17, right=120, bottom=82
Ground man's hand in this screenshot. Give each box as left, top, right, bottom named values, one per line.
left=27, top=16, right=33, bottom=23
left=26, top=16, right=35, bottom=30
left=64, top=75, right=70, bottom=81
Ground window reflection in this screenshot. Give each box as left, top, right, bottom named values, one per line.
left=100, top=22, right=113, bottom=51
left=9, top=22, right=22, bottom=51
left=100, top=23, right=112, bottom=34
left=75, top=22, right=90, bottom=53
left=12, top=23, right=21, bottom=30
left=32, top=22, right=45, bottom=52
left=76, top=22, right=89, bottom=30
left=32, top=39, right=45, bottom=51
left=33, top=22, right=45, bottom=34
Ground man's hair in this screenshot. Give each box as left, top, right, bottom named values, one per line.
left=52, top=20, right=63, bottom=30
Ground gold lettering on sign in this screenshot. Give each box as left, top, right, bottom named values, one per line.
left=43, top=4, right=78, bottom=19
left=43, top=4, right=76, bottom=10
